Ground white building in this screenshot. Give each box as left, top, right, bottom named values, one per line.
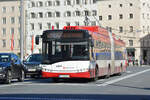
left=97, top=0, right=150, bottom=64
left=25, top=0, right=98, bottom=55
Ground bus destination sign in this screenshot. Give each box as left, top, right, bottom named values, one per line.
left=47, top=31, right=84, bottom=39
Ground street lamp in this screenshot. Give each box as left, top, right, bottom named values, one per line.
left=20, top=0, right=24, bottom=61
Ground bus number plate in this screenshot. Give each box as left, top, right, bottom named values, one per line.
left=59, top=75, right=70, bottom=78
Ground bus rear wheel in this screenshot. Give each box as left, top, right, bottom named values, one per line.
left=106, top=67, right=111, bottom=78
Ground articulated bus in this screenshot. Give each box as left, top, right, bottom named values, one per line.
left=35, top=26, right=127, bottom=81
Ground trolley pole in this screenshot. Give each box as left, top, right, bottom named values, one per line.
left=84, top=15, right=89, bottom=26
left=20, top=0, right=24, bottom=61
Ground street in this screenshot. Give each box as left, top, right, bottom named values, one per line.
left=0, top=66, right=150, bottom=100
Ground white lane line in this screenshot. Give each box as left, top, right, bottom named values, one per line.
left=97, top=68, right=150, bottom=87
left=126, top=71, right=132, bottom=73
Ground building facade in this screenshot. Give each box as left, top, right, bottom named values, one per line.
left=25, top=0, right=98, bottom=55
left=97, top=0, right=150, bottom=64
left=0, top=0, right=26, bottom=56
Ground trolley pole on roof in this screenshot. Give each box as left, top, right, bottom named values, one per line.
left=20, top=0, right=24, bottom=61
left=84, top=15, right=90, bottom=26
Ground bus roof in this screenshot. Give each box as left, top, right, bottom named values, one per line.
left=63, top=26, right=125, bottom=47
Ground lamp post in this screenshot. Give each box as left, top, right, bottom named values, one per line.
left=20, top=0, right=24, bottom=61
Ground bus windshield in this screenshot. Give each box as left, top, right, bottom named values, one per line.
left=42, top=40, right=90, bottom=64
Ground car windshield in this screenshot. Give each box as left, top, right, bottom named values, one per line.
left=26, top=54, right=42, bottom=62
left=0, top=54, right=10, bottom=62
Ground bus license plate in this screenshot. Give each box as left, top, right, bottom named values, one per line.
left=59, top=75, right=70, bottom=78
left=28, top=69, right=36, bottom=71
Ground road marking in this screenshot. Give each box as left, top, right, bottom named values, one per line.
left=97, top=68, right=150, bottom=87
left=126, top=71, right=132, bottom=73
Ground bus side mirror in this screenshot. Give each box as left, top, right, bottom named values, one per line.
left=35, top=35, right=40, bottom=45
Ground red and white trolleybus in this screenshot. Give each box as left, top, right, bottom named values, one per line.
left=35, top=26, right=127, bottom=81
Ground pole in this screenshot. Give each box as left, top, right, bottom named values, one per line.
left=20, top=0, right=24, bottom=61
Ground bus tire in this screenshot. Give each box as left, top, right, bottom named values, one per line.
left=106, top=66, right=111, bottom=78
left=118, top=63, right=123, bottom=76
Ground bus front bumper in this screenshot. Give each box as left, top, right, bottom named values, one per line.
left=42, top=71, right=91, bottom=79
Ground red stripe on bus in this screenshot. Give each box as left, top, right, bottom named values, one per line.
left=42, top=71, right=91, bottom=78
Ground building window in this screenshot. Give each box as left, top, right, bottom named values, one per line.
left=119, top=26, right=123, bottom=33
left=119, top=14, right=123, bottom=19
left=120, top=4, right=123, bottom=7
left=99, top=16, right=102, bottom=20
left=66, top=11, right=71, bottom=17
left=92, top=10, right=97, bottom=16
left=38, top=23, right=42, bottom=30
left=2, top=17, right=6, bottom=24
left=76, top=0, right=80, bottom=4
left=11, top=17, right=15, bottom=24
left=56, top=12, right=60, bottom=17
left=55, top=1, right=60, bottom=6
left=31, top=13, right=36, bottom=18
left=66, top=0, right=71, bottom=5
left=129, top=40, right=133, bottom=46
left=2, top=39, right=6, bottom=48
left=11, top=6, right=15, bottom=12
left=147, top=13, right=150, bottom=19
left=129, top=13, right=133, bottom=19
left=84, top=0, right=88, bottom=4
left=31, top=23, right=34, bottom=30
left=129, top=26, right=133, bottom=32
left=11, top=28, right=14, bottom=34
left=55, top=22, right=59, bottom=29
left=47, top=1, right=52, bottom=6
left=93, top=0, right=96, bottom=4
left=47, top=23, right=51, bottom=29
left=38, top=12, right=43, bottom=18
left=2, top=28, right=6, bottom=36
left=47, top=12, right=52, bottom=17
left=38, top=2, right=43, bottom=7
left=31, top=2, right=35, bottom=7
left=143, top=13, right=145, bottom=19
left=130, top=3, right=133, bottom=6
left=106, top=26, right=112, bottom=32
left=2, top=7, right=6, bottom=13
left=75, top=11, right=80, bottom=16
left=108, top=5, right=111, bottom=8
left=84, top=10, right=90, bottom=16
left=108, top=15, right=112, bottom=20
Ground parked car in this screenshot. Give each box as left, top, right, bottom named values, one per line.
left=0, top=53, right=25, bottom=84
left=23, top=54, right=42, bottom=78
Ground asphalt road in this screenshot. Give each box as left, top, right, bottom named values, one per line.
left=0, top=66, right=150, bottom=100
